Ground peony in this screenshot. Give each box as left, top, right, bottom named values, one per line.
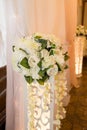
left=19, top=37, right=41, bottom=52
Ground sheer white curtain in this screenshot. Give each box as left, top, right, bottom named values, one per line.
left=5, top=0, right=27, bottom=130
left=0, top=0, right=6, bottom=67
left=5, top=0, right=70, bottom=130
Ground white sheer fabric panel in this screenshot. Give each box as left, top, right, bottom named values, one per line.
left=0, top=1, right=6, bottom=67
left=5, top=0, right=27, bottom=130
left=0, top=31, right=6, bottom=67
left=5, top=0, right=70, bottom=130
left=23, top=0, right=66, bottom=43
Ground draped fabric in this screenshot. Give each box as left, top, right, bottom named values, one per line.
left=0, top=31, right=6, bottom=67
left=4, top=0, right=77, bottom=130
left=0, top=0, right=6, bottom=67
left=65, top=0, right=78, bottom=87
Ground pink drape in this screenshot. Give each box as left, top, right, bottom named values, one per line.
left=65, top=0, right=78, bottom=87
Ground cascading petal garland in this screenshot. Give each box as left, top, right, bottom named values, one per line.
left=12, top=33, right=69, bottom=130
left=75, top=25, right=87, bottom=37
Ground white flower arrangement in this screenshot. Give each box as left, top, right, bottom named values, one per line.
left=12, top=33, right=69, bottom=85
left=76, top=25, right=87, bottom=37
left=12, top=33, right=69, bottom=130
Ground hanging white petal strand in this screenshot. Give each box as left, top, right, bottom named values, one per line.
left=75, top=25, right=87, bottom=37
left=12, top=33, right=69, bottom=130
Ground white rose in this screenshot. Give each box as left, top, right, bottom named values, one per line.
left=41, top=49, right=49, bottom=58
left=47, top=41, right=51, bottom=48
left=30, top=66, right=40, bottom=79
left=21, top=67, right=30, bottom=76
left=12, top=48, right=27, bottom=72
left=15, top=47, right=27, bottom=61
left=42, top=55, right=55, bottom=69
left=47, top=65, right=58, bottom=76
left=55, top=54, right=64, bottom=65
left=28, top=55, right=39, bottom=67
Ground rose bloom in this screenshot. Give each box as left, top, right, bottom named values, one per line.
left=54, top=54, right=64, bottom=65
left=30, top=66, right=40, bottom=79
left=41, top=49, right=49, bottom=58
left=12, top=47, right=27, bottom=72
left=47, top=65, right=58, bottom=76
left=42, top=55, right=55, bottom=69
left=28, top=55, right=39, bottom=67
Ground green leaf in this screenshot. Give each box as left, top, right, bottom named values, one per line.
left=38, top=68, right=49, bottom=84
left=41, top=43, right=47, bottom=49
left=12, top=45, right=15, bottom=52
left=64, top=64, right=68, bottom=69
left=64, top=55, right=69, bottom=61
left=38, top=68, right=49, bottom=77
left=46, top=47, right=51, bottom=51
left=37, top=60, right=42, bottom=68
left=34, top=35, right=42, bottom=39
left=37, top=79, right=44, bottom=85
left=43, top=74, right=49, bottom=81
left=63, top=52, right=69, bottom=61
left=19, top=48, right=29, bottom=55
left=59, top=46, right=62, bottom=50
left=49, top=50, right=54, bottom=55
left=38, top=39, right=47, bottom=44
left=47, top=65, right=53, bottom=69
left=47, top=42, right=56, bottom=51
left=17, top=62, right=21, bottom=69
left=24, top=76, right=34, bottom=84
left=51, top=43, right=56, bottom=49
left=37, top=58, right=44, bottom=68
left=20, top=57, right=30, bottom=69
left=38, top=70, right=45, bottom=77
left=37, top=74, right=49, bottom=85
left=36, top=39, right=47, bottom=49
left=56, top=63, right=62, bottom=71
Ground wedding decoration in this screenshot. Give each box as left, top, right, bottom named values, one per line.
left=76, top=25, right=87, bottom=37
left=74, top=25, right=87, bottom=77
left=12, top=33, right=69, bottom=130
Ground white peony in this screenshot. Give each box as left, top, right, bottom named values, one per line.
left=18, top=37, right=41, bottom=51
